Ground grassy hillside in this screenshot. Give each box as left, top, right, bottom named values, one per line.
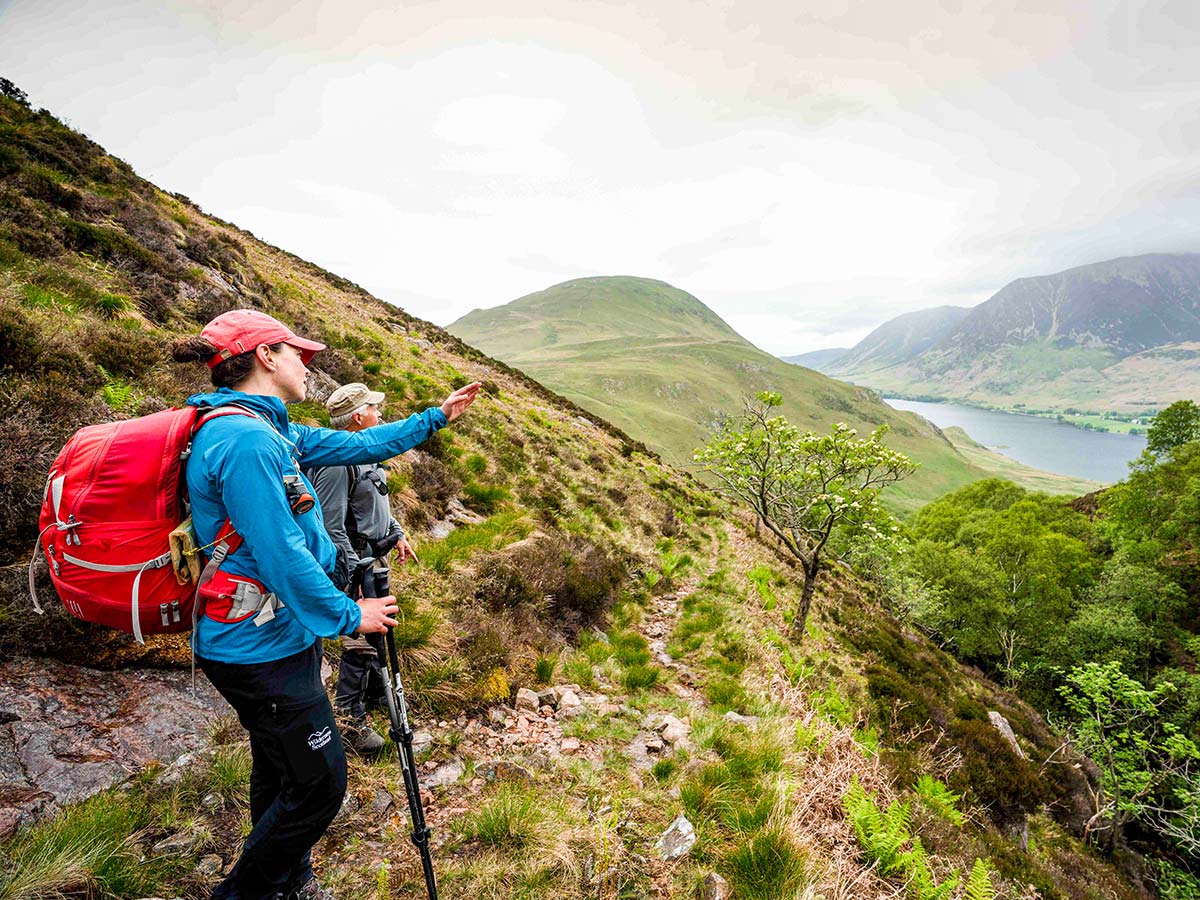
left=0, top=87, right=1154, bottom=900
left=450, top=278, right=994, bottom=514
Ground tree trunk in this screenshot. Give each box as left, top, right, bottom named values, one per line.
left=789, top=564, right=818, bottom=641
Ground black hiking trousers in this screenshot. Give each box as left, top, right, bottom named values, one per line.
left=199, top=639, right=347, bottom=900
left=334, top=567, right=388, bottom=721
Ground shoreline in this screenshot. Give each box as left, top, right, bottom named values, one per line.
left=876, top=392, right=1151, bottom=436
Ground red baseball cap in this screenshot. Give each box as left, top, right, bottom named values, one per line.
left=200, top=309, right=326, bottom=369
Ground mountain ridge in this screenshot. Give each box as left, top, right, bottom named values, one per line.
left=834, top=253, right=1200, bottom=412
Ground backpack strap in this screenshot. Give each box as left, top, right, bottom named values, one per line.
left=187, top=406, right=258, bottom=694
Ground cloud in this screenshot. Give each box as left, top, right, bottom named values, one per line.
left=2, top=0, right=1200, bottom=356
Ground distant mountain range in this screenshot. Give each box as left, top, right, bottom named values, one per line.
left=828, top=306, right=970, bottom=375
left=824, top=253, right=1200, bottom=413
left=780, top=347, right=849, bottom=372
left=449, top=276, right=1093, bottom=508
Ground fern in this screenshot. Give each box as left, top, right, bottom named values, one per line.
left=901, top=838, right=959, bottom=900
left=98, top=368, right=137, bottom=414
left=914, top=774, right=966, bottom=826
left=845, top=779, right=973, bottom=900
left=843, top=778, right=911, bottom=877
left=964, top=859, right=997, bottom=900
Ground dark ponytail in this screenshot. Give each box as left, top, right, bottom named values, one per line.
left=170, top=337, right=283, bottom=389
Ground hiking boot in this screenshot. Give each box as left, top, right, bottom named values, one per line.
left=290, top=877, right=336, bottom=900
left=342, top=720, right=385, bottom=756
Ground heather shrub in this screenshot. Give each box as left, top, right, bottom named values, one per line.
left=80, top=321, right=162, bottom=378
left=469, top=533, right=624, bottom=640
left=408, top=450, right=461, bottom=519
left=946, top=718, right=1047, bottom=831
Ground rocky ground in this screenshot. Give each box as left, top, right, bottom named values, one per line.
left=0, top=657, right=224, bottom=839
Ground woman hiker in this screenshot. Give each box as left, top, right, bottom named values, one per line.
left=172, top=309, right=480, bottom=900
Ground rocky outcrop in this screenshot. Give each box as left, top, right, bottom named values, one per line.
left=0, top=658, right=224, bottom=837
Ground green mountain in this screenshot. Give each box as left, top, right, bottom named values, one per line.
left=836, top=254, right=1200, bottom=414
left=448, top=277, right=1083, bottom=511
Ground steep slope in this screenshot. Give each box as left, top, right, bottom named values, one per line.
left=453, top=279, right=1008, bottom=514
left=0, top=89, right=1147, bottom=900
left=839, top=254, right=1200, bottom=413
left=828, top=305, right=970, bottom=375
left=781, top=346, right=848, bottom=371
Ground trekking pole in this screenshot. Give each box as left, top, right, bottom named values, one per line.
left=349, top=559, right=438, bottom=899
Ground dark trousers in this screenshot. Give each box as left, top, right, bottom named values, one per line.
left=334, top=567, right=387, bottom=721
left=200, top=640, right=347, bottom=900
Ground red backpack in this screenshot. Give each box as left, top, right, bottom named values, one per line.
left=29, top=405, right=250, bottom=642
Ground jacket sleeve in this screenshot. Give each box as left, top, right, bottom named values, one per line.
left=310, top=466, right=360, bottom=570
left=214, top=428, right=362, bottom=638
left=291, top=407, right=448, bottom=467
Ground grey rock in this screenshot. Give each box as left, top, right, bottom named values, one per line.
left=515, top=688, right=540, bottom=712
left=371, top=789, right=395, bottom=814
left=723, top=711, right=760, bottom=726
left=552, top=684, right=582, bottom=704
left=536, top=688, right=558, bottom=708
left=654, top=814, right=696, bottom=860
left=411, top=730, right=434, bottom=755
left=988, top=711, right=1027, bottom=759
left=153, top=829, right=201, bottom=855
left=701, top=872, right=732, bottom=900
left=428, top=520, right=456, bottom=540
left=422, top=758, right=464, bottom=788
left=0, top=658, right=224, bottom=834
left=557, top=690, right=582, bottom=709
left=333, top=792, right=362, bottom=823
left=480, top=760, right=533, bottom=783
left=195, top=855, right=223, bottom=877
left=447, top=498, right=486, bottom=525
left=659, top=715, right=690, bottom=744
left=645, top=737, right=665, bottom=754
left=201, top=792, right=222, bottom=810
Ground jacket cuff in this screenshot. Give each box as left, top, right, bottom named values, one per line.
left=344, top=603, right=362, bottom=637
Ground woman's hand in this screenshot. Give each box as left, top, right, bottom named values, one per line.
left=440, top=382, right=482, bottom=422
left=356, top=594, right=399, bottom=633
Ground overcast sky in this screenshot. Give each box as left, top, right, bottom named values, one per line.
left=2, top=0, right=1199, bottom=354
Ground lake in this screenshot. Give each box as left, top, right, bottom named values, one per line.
left=884, top=399, right=1147, bottom=484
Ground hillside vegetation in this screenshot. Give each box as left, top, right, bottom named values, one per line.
left=0, top=85, right=1168, bottom=899
left=834, top=254, right=1200, bottom=416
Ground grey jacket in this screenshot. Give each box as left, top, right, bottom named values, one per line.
left=308, top=462, right=404, bottom=571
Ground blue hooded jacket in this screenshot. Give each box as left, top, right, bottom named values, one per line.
left=185, top=388, right=446, bottom=664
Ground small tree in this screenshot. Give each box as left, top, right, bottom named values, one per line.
left=1056, top=661, right=1200, bottom=851
left=695, top=392, right=916, bottom=638
left=1147, top=400, right=1200, bottom=457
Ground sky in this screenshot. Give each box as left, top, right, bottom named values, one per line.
left=2, top=0, right=1199, bottom=355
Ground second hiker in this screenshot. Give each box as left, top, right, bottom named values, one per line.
left=307, top=382, right=415, bottom=755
